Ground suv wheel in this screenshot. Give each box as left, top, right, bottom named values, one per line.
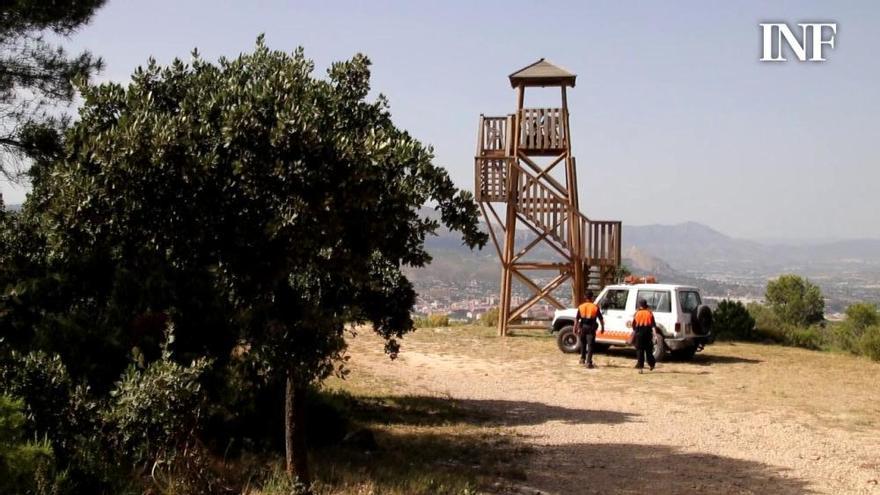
left=652, top=332, right=667, bottom=362
left=556, top=325, right=581, bottom=354
left=693, top=305, right=713, bottom=335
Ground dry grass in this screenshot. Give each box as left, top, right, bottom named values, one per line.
left=291, top=325, right=880, bottom=493
left=384, top=326, right=880, bottom=432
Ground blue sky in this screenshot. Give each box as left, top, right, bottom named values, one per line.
left=3, top=0, right=878, bottom=240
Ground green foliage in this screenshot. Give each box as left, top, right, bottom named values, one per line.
left=104, top=327, right=211, bottom=469
left=1, top=0, right=107, bottom=178
left=845, top=303, right=879, bottom=331
left=858, top=325, right=880, bottom=362
left=764, top=274, right=825, bottom=326
left=37, top=37, right=484, bottom=379
left=784, top=326, right=824, bottom=350
left=479, top=307, right=499, bottom=327
left=414, top=314, right=450, bottom=328
left=258, top=465, right=310, bottom=495
left=0, top=349, right=135, bottom=494
left=0, top=350, right=95, bottom=462
left=0, top=394, right=64, bottom=495
left=747, top=302, right=823, bottom=349
left=712, top=300, right=755, bottom=340
left=825, top=303, right=880, bottom=354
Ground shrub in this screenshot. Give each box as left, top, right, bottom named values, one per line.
left=784, top=326, right=824, bottom=350
left=0, top=394, right=63, bottom=495
left=256, top=464, right=310, bottom=495
left=104, top=326, right=215, bottom=494
left=846, top=302, right=879, bottom=330
left=748, top=302, right=824, bottom=349
left=414, top=314, right=450, bottom=328
left=764, top=274, right=825, bottom=326
left=859, top=326, right=880, bottom=362
left=828, top=322, right=859, bottom=353
left=0, top=349, right=135, bottom=494
left=479, top=307, right=499, bottom=327
left=0, top=350, right=95, bottom=463
left=747, top=303, right=782, bottom=340
left=713, top=300, right=755, bottom=340
left=826, top=303, right=880, bottom=354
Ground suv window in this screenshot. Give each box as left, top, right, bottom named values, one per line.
left=598, top=289, right=629, bottom=311
left=679, top=290, right=702, bottom=313
left=636, top=290, right=672, bottom=313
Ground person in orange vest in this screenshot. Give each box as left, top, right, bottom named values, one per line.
left=575, top=290, right=604, bottom=368
left=632, top=298, right=657, bottom=373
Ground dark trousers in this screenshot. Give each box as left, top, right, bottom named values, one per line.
left=579, top=328, right=597, bottom=365
left=634, top=328, right=655, bottom=369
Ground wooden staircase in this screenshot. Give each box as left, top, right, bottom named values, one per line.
left=475, top=112, right=621, bottom=291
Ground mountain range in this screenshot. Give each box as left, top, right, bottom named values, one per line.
left=414, top=212, right=880, bottom=310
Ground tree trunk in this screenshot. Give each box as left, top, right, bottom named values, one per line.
left=285, top=369, right=310, bottom=487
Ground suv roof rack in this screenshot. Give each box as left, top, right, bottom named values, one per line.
left=623, top=275, right=658, bottom=285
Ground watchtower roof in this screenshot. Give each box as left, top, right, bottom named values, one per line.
left=509, top=58, right=576, bottom=88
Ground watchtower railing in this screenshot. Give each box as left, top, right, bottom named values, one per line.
left=518, top=107, right=567, bottom=153
left=581, top=216, right=622, bottom=267
left=474, top=157, right=509, bottom=202
left=477, top=115, right=512, bottom=156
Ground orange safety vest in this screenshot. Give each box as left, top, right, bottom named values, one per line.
left=577, top=302, right=600, bottom=319
left=633, top=309, right=655, bottom=328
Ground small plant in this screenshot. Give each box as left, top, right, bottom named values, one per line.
left=479, top=307, right=499, bottom=327
left=253, top=464, right=309, bottom=495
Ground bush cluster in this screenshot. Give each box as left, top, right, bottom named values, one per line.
left=414, top=313, right=450, bottom=328
left=0, top=326, right=215, bottom=494
left=744, top=300, right=880, bottom=359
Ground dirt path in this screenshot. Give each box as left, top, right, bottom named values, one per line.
left=343, top=328, right=880, bottom=494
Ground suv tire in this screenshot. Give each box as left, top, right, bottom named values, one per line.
left=556, top=325, right=581, bottom=354
left=652, top=332, right=667, bottom=362
left=693, top=305, right=713, bottom=335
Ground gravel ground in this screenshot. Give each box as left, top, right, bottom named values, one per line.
left=343, top=328, right=880, bottom=494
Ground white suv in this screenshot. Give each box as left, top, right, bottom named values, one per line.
left=551, top=283, right=714, bottom=362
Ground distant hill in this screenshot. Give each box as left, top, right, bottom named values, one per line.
left=4, top=203, right=22, bottom=212
left=622, top=222, right=775, bottom=272
left=623, top=221, right=880, bottom=271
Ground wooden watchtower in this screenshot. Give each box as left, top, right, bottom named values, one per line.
left=474, top=59, right=622, bottom=336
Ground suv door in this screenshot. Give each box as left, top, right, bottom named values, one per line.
left=596, top=288, right=631, bottom=342
left=636, top=289, right=674, bottom=336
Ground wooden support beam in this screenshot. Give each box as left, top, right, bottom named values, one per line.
left=479, top=202, right=504, bottom=260
left=508, top=272, right=569, bottom=322
left=510, top=270, right=566, bottom=309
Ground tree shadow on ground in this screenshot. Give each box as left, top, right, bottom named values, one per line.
left=523, top=442, right=813, bottom=495
left=599, top=347, right=762, bottom=366
left=313, top=404, right=811, bottom=495
left=688, top=353, right=762, bottom=365
left=331, top=393, right=635, bottom=428
left=457, top=398, right=635, bottom=427
left=311, top=392, right=812, bottom=495
left=312, top=425, right=532, bottom=494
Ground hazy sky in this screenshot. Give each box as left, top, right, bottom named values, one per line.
left=2, top=0, right=878, bottom=240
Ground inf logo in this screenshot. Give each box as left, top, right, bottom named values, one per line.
left=760, top=23, right=837, bottom=62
